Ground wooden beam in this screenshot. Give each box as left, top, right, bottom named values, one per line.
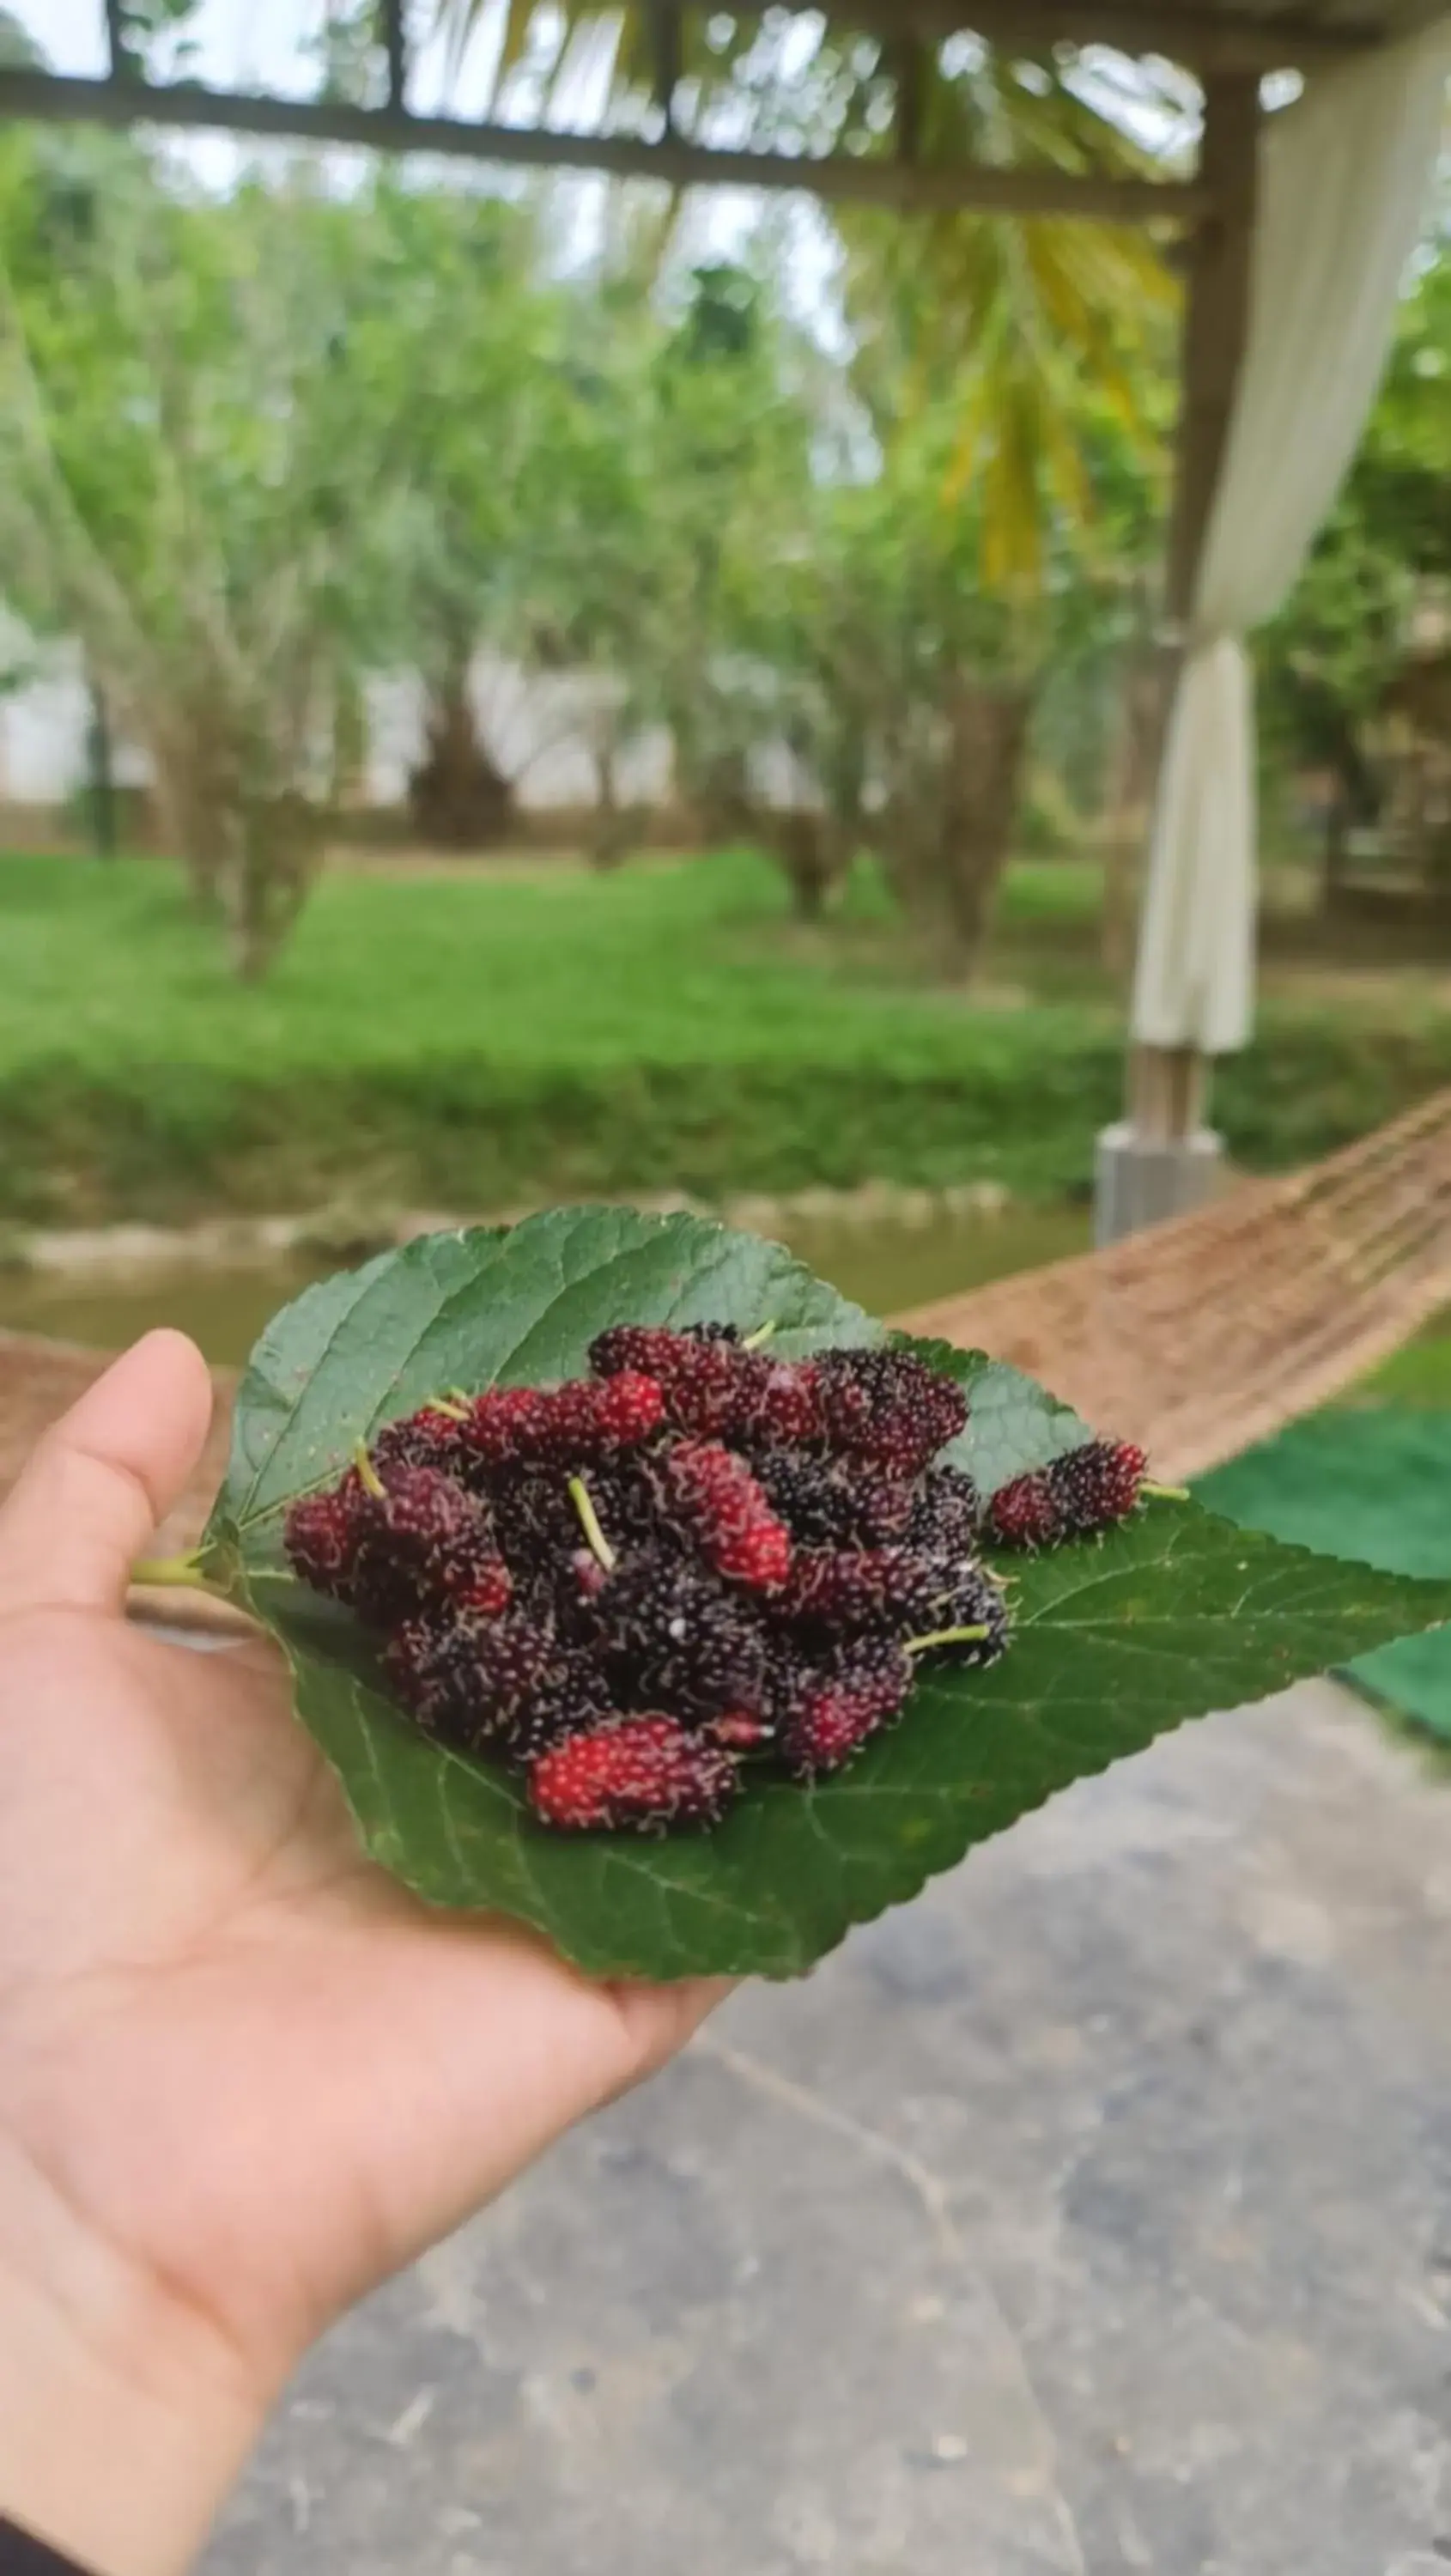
left=677, top=0, right=1382, bottom=68
left=379, top=0, right=407, bottom=115
left=103, top=0, right=131, bottom=83
left=1128, top=69, right=1260, bottom=1145
left=892, top=35, right=926, bottom=166
left=0, top=69, right=1215, bottom=219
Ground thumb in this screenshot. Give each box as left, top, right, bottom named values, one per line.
left=0, top=1330, right=215, bottom=1618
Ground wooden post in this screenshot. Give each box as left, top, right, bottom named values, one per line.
left=379, top=0, right=407, bottom=115
left=1126, top=70, right=1260, bottom=1150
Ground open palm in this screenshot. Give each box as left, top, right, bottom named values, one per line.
left=0, top=1334, right=719, bottom=2570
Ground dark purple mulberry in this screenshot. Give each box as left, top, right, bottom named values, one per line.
left=347, top=1466, right=494, bottom=1628
left=813, top=1348, right=968, bottom=1476
left=755, top=1452, right=916, bottom=1547
left=1047, top=1438, right=1147, bottom=1536
left=908, top=1561, right=1011, bottom=1668
left=595, top=1552, right=768, bottom=1717
left=907, top=1463, right=981, bottom=1554
left=780, top=1546, right=952, bottom=1636
left=384, top=1612, right=610, bottom=1765
left=370, top=1405, right=469, bottom=1477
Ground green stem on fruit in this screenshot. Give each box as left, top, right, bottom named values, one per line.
left=1143, top=1481, right=1189, bottom=1502
left=568, top=1475, right=617, bottom=1574
left=430, top=1396, right=471, bottom=1422
left=130, top=1552, right=219, bottom=1595
left=906, top=1623, right=991, bottom=1655
left=354, top=1441, right=386, bottom=1500
left=446, top=1387, right=471, bottom=1407
left=742, top=1321, right=777, bottom=1352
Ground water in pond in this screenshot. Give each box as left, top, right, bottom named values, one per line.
left=0, top=1203, right=1090, bottom=1368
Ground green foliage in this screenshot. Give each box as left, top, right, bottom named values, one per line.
left=199, top=1208, right=1451, bottom=1978
left=1, top=849, right=1448, bottom=1227
left=0, top=139, right=395, bottom=970
left=1260, top=242, right=1451, bottom=796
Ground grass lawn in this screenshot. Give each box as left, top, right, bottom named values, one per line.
left=3, top=845, right=1451, bottom=1225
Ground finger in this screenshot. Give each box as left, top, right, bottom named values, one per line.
left=0, top=1330, right=215, bottom=1617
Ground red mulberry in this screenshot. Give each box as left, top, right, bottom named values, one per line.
left=986, top=1470, right=1065, bottom=1552
left=528, top=1716, right=740, bottom=1834
left=283, top=1488, right=359, bottom=1601
left=774, top=1641, right=914, bottom=1782
left=662, top=1442, right=792, bottom=1590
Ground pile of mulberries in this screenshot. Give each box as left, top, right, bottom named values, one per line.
left=283, top=1325, right=1150, bottom=1836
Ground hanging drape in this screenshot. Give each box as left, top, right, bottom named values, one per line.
left=1131, top=23, right=1451, bottom=1057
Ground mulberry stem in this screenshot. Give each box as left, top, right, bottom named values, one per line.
left=430, top=1396, right=471, bottom=1422
left=568, top=1474, right=617, bottom=1573
left=742, top=1320, right=777, bottom=1352
left=905, top=1623, right=991, bottom=1655
left=1142, top=1481, right=1189, bottom=1501
left=130, top=1552, right=220, bottom=1595
left=354, top=1441, right=386, bottom=1499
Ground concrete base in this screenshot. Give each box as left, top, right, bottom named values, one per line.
left=1095, top=1119, right=1224, bottom=1248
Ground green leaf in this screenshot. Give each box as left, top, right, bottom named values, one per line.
left=203, top=1208, right=1451, bottom=1982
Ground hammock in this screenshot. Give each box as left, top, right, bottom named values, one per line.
left=2, top=1087, right=1450, bottom=1625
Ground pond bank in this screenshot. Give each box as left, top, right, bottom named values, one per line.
left=0, top=1184, right=1091, bottom=1367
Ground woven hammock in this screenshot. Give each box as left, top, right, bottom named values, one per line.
left=2, top=1086, right=1449, bottom=1628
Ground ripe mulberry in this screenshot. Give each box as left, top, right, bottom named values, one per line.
left=595, top=1552, right=768, bottom=1716
left=384, top=1612, right=609, bottom=1765
left=1048, top=1438, right=1147, bottom=1536
left=985, top=1469, right=1065, bottom=1552
left=283, top=1488, right=358, bottom=1601
left=907, top=1463, right=981, bottom=1554
left=528, top=1715, right=740, bottom=1834
left=813, top=1348, right=968, bottom=1476
left=349, top=1465, right=494, bottom=1627
left=371, top=1405, right=469, bottom=1477
left=781, top=1546, right=951, bottom=1636
left=662, top=1442, right=792, bottom=1590
left=908, top=1561, right=1011, bottom=1668
left=590, top=1323, right=746, bottom=1437
left=774, top=1639, right=914, bottom=1781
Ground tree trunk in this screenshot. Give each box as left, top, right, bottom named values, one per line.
left=409, top=665, right=513, bottom=851
left=84, top=672, right=117, bottom=860
left=220, top=794, right=322, bottom=981
left=768, top=811, right=838, bottom=921
left=933, top=679, right=1035, bottom=974
left=1320, top=783, right=1352, bottom=920
left=587, top=724, right=632, bottom=870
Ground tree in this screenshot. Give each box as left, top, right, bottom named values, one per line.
left=430, top=3, right=1174, bottom=960
left=0, top=145, right=392, bottom=974
left=1259, top=240, right=1451, bottom=910
left=344, top=179, right=578, bottom=848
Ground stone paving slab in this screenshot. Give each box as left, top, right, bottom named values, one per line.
left=203, top=1682, right=1451, bottom=2576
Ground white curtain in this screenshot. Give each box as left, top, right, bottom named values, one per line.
left=1132, top=24, right=1451, bottom=1057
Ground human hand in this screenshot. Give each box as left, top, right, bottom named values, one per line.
left=0, top=1333, right=723, bottom=2576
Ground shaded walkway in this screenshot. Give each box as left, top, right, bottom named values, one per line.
left=204, top=1680, right=1451, bottom=2575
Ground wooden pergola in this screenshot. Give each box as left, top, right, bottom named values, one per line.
left=1, top=0, right=1445, bottom=1230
